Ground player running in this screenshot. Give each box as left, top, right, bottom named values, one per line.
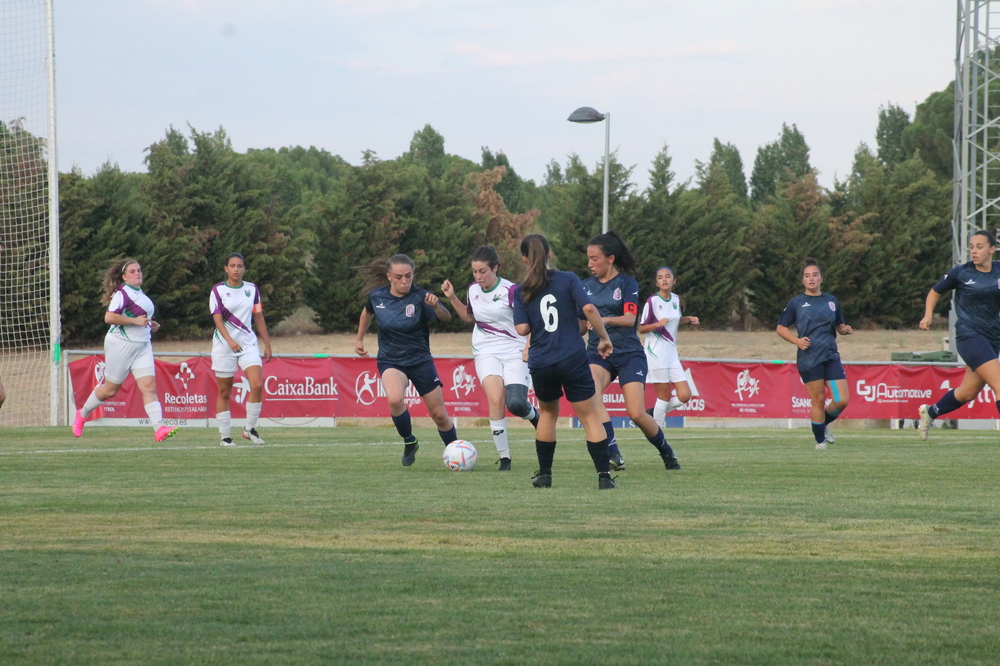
left=582, top=232, right=681, bottom=471
left=210, top=253, right=272, bottom=447
left=512, top=234, right=617, bottom=489
left=441, top=245, right=540, bottom=471
left=776, top=258, right=853, bottom=450
left=917, top=229, right=1000, bottom=439
left=72, top=258, right=177, bottom=442
left=356, top=254, right=459, bottom=466
left=639, top=266, right=700, bottom=426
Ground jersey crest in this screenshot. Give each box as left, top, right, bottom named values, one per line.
left=829, top=302, right=836, bottom=311
left=405, top=304, right=415, bottom=317
left=613, top=288, right=622, bottom=301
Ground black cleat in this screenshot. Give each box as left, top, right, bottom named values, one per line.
left=598, top=473, right=617, bottom=489
left=531, top=470, right=552, bottom=488
left=529, top=412, right=540, bottom=429
left=497, top=457, right=512, bottom=471
left=661, top=454, right=681, bottom=470
left=401, top=440, right=419, bottom=466
left=609, top=453, right=626, bottom=471
left=645, top=407, right=654, bottom=417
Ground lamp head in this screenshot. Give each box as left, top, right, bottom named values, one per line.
left=567, top=106, right=605, bottom=123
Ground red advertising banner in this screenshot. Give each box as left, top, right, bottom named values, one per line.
left=68, top=355, right=1000, bottom=422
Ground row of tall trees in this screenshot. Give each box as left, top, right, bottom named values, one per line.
left=55, top=84, right=955, bottom=342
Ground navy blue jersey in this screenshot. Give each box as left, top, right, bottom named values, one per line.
left=513, top=270, right=592, bottom=370
left=777, top=292, right=845, bottom=372
left=364, top=285, right=437, bottom=365
left=580, top=273, right=643, bottom=356
left=933, top=261, right=1000, bottom=342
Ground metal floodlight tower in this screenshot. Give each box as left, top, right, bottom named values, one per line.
left=951, top=1, right=1000, bottom=352
left=567, top=106, right=610, bottom=234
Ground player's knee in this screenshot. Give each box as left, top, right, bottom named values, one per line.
left=505, top=384, right=531, bottom=417
left=505, top=394, right=530, bottom=418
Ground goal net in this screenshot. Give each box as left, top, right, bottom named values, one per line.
left=1, top=0, right=60, bottom=427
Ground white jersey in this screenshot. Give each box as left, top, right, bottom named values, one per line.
left=210, top=280, right=262, bottom=351
left=107, top=284, right=155, bottom=343
left=641, top=292, right=682, bottom=360
left=466, top=278, right=527, bottom=358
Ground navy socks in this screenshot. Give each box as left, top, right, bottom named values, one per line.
left=438, top=426, right=458, bottom=445
left=929, top=389, right=965, bottom=419
left=391, top=410, right=413, bottom=442
left=586, top=438, right=611, bottom=474
left=535, top=440, right=556, bottom=473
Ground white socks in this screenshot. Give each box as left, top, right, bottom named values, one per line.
left=245, top=402, right=262, bottom=429
left=490, top=418, right=510, bottom=458
left=217, top=410, right=231, bottom=439
left=144, top=401, right=164, bottom=429
left=81, top=392, right=104, bottom=418
left=654, top=397, right=684, bottom=424
left=523, top=405, right=539, bottom=422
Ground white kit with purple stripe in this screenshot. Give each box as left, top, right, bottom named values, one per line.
left=107, top=284, right=155, bottom=342
left=467, top=278, right=526, bottom=358
left=210, top=281, right=262, bottom=352
left=641, top=292, right=682, bottom=361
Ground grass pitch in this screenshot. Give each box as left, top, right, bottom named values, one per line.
left=2, top=425, right=999, bottom=664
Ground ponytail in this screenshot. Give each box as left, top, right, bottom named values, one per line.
left=356, top=254, right=415, bottom=295
left=102, top=258, right=139, bottom=305
left=587, top=230, right=637, bottom=276
left=518, top=234, right=551, bottom=302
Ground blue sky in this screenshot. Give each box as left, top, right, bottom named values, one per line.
left=56, top=0, right=954, bottom=189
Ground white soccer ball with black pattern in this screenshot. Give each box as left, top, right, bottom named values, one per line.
left=442, top=440, right=477, bottom=471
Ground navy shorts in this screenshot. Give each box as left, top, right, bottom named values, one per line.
left=957, top=334, right=1000, bottom=371
left=530, top=349, right=596, bottom=403
left=799, top=357, right=846, bottom=384
left=588, top=351, right=648, bottom=386
left=378, top=359, right=443, bottom=396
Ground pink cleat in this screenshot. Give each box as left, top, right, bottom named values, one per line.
left=72, top=409, right=86, bottom=438
left=154, top=425, right=178, bottom=442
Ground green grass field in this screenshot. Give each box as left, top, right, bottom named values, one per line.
left=2, top=425, right=999, bottom=665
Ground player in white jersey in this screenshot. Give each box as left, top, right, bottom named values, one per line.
left=72, top=258, right=177, bottom=442
left=638, top=266, right=699, bottom=426
left=441, top=245, right=539, bottom=470
left=210, top=253, right=272, bottom=447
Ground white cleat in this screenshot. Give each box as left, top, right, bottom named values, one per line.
left=220, top=437, right=236, bottom=447
left=815, top=441, right=827, bottom=450
left=824, top=426, right=835, bottom=444
left=242, top=427, right=265, bottom=446
left=917, top=404, right=932, bottom=441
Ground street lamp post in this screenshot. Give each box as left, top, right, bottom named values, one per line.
left=567, top=106, right=610, bottom=234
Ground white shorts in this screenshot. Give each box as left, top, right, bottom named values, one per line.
left=103, top=333, right=155, bottom=384
left=212, top=344, right=263, bottom=378
left=474, top=354, right=531, bottom=388
left=645, top=346, right=686, bottom=384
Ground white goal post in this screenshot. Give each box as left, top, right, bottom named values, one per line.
left=0, top=0, right=60, bottom=427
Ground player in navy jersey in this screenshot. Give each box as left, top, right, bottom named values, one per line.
left=776, top=258, right=853, bottom=449
left=441, top=245, right=540, bottom=471
left=512, top=234, right=617, bottom=489
left=917, top=230, right=1000, bottom=439
left=210, top=253, right=272, bottom=447
left=72, top=258, right=177, bottom=442
left=356, top=254, right=459, bottom=466
left=582, top=232, right=681, bottom=471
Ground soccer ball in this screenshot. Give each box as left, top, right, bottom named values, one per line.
left=442, top=440, right=477, bottom=471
